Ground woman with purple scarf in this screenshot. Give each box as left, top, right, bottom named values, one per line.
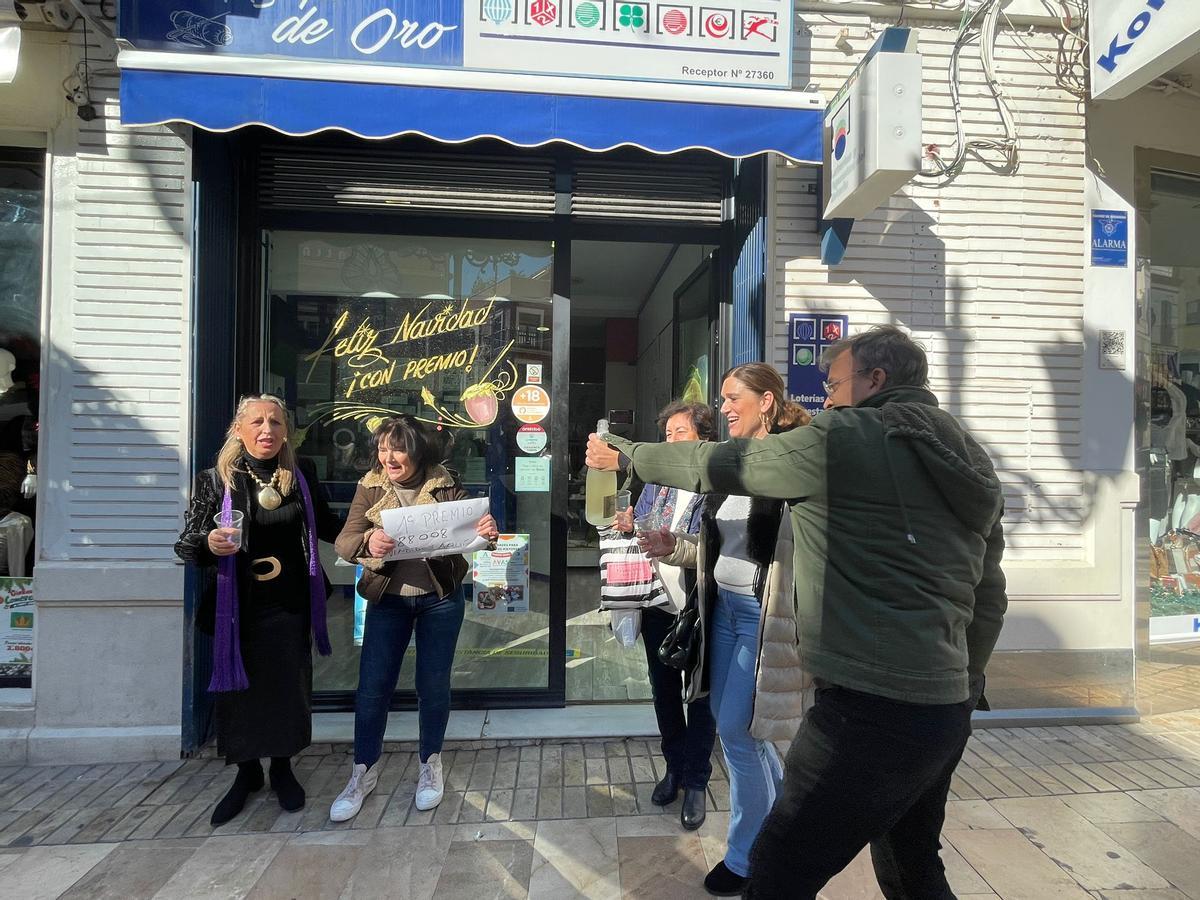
left=174, top=394, right=340, bottom=826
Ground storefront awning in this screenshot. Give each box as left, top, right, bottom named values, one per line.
left=117, top=53, right=825, bottom=163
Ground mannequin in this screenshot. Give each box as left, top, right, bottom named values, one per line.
left=0, top=349, right=14, bottom=395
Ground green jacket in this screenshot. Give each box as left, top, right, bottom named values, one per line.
left=607, top=385, right=1007, bottom=705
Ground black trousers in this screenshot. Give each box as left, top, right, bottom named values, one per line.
left=641, top=605, right=716, bottom=790
left=744, top=684, right=973, bottom=900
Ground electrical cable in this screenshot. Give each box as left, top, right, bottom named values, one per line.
left=916, top=0, right=1020, bottom=182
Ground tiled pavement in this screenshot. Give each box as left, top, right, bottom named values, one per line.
left=2, top=715, right=1200, bottom=898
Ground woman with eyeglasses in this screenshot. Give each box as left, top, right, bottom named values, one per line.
left=632, top=363, right=812, bottom=896
left=175, top=394, right=341, bottom=826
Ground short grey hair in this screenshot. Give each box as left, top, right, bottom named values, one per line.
left=819, top=324, right=929, bottom=388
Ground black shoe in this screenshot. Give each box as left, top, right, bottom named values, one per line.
left=269, top=758, right=306, bottom=812
left=651, top=771, right=681, bottom=806
left=704, top=861, right=747, bottom=897
left=681, top=786, right=706, bottom=831
left=210, top=761, right=264, bottom=826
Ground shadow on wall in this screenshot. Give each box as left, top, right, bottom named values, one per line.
left=823, top=196, right=1131, bottom=542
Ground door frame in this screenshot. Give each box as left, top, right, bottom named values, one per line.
left=188, top=130, right=753, bottom=730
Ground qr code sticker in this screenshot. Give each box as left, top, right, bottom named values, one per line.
left=1099, top=330, right=1126, bottom=370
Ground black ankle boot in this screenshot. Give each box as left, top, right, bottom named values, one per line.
left=211, top=760, right=264, bottom=826
left=704, top=861, right=748, bottom=897
left=681, top=786, right=706, bottom=831
left=270, top=757, right=305, bottom=812
left=651, top=771, right=681, bottom=806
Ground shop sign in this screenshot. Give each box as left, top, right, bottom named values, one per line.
left=118, top=0, right=793, bottom=89
left=472, top=533, right=530, bottom=613
left=1091, top=210, right=1129, bottom=267
left=1148, top=612, right=1200, bottom=643
left=300, top=295, right=520, bottom=432
left=0, top=577, right=33, bottom=686
left=823, top=28, right=922, bottom=222
left=787, top=313, right=847, bottom=415
left=1090, top=0, right=1200, bottom=100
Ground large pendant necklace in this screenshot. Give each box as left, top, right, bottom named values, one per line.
left=247, top=467, right=283, bottom=511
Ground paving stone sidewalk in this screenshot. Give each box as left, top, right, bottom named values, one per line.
left=1, top=714, right=1199, bottom=898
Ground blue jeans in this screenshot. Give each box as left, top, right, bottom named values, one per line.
left=354, top=587, right=465, bottom=765
left=710, top=587, right=784, bottom=877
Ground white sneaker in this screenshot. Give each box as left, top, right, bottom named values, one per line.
left=415, top=753, right=444, bottom=811
left=329, top=762, right=380, bottom=822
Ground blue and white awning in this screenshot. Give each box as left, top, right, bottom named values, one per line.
left=117, top=53, right=825, bottom=162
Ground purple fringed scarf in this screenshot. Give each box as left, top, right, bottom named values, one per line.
left=209, top=469, right=331, bottom=693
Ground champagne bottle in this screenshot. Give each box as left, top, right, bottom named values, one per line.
left=585, top=418, right=618, bottom=528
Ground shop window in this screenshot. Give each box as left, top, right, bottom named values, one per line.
left=0, top=147, right=43, bottom=688
left=262, top=231, right=555, bottom=699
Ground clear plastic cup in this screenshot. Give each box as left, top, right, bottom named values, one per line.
left=615, top=489, right=631, bottom=512
left=213, top=510, right=244, bottom=550
left=611, top=608, right=642, bottom=648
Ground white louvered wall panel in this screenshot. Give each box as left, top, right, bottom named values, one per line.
left=48, top=18, right=190, bottom=564
left=775, top=16, right=1087, bottom=561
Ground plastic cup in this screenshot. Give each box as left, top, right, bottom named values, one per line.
left=611, top=608, right=642, bottom=648
left=615, top=490, right=631, bottom=512
left=634, top=510, right=662, bottom=535
left=213, top=510, right=244, bottom=550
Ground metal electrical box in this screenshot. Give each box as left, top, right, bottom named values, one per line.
left=823, top=30, right=923, bottom=221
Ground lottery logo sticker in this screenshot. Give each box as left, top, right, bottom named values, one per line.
left=512, top=385, right=551, bottom=424
left=516, top=423, right=548, bottom=453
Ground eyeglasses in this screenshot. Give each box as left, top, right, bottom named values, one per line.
left=822, top=368, right=870, bottom=396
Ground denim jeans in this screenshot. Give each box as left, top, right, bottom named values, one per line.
left=744, top=684, right=973, bottom=899
left=710, top=587, right=784, bottom=877
left=353, top=587, right=465, bottom=765
left=641, top=605, right=716, bottom=790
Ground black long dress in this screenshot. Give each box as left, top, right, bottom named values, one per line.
left=175, top=453, right=340, bottom=764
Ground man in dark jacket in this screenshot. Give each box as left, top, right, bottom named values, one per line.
left=587, top=325, right=1006, bottom=898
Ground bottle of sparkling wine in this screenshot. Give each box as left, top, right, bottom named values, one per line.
left=585, top=419, right=618, bottom=529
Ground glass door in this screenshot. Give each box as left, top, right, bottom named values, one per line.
left=1140, top=167, right=1200, bottom=715
left=262, top=230, right=558, bottom=705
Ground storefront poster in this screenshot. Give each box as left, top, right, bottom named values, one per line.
left=379, top=497, right=490, bottom=560
left=787, top=313, right=847, bottom=415
left=515, top=455, right=550, bottom=491
left=119, top=0, right=794, bottom=90
left=472, top=533, right=530, bottom=613
left=0, top=577, right=33, bottom=685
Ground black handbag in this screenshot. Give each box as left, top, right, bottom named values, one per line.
left=658, top=591, right=701, bottom=671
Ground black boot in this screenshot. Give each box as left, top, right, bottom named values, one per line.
left=704, top=861, right=748, bottom=897
left=270, top=757, right=305, bottom=812
left=210, top=760, right=264, bottom=826
left=681, top=786, right=707, bottom=831
left=651, top=771, right=681, bottom=806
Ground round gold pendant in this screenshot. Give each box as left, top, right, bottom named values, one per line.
left=258, top=486, right=282, bottom=510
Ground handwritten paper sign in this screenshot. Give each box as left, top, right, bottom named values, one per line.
left=380, top=497, right=489, bottom=561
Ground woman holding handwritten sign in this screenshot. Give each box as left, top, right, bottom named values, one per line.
left=330, top=415, right=498, bottom=822
left=174, top=394, right=341, bottom=826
